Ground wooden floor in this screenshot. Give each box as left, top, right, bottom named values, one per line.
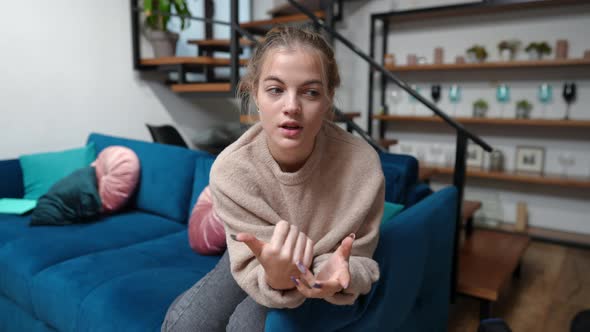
left=449, top=241, right=590, bottom=331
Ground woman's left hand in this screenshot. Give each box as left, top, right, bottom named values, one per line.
left=291, top=233, right=355, bottom=299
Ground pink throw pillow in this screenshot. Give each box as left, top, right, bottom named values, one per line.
left=92, top=146, right=140, bottom=213
left=188, top=186, right=226, bottom=255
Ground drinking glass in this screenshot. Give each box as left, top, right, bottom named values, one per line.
left=496, top=84, right=510, bottom=118
left=449, top=84, right=461, bottom=116
left=538, top=83, right=553, bottom=118
left=562, top=82, right=577, bottom=120
left=558, top=152, right=575, bottom=177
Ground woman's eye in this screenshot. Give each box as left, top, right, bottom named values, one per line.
left=267, top=87, right=283, bottom=95
left=304, top=90, right=320, bottom=97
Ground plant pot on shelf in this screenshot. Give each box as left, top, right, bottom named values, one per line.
left=146, top=30, right=179, bottom=58
left=500, top=49, right=515, bottom=61
left=527, top=50, right=542, bottom=61
left=473, top=106, right=488, bottom=118
left=515, top=100, right=533, bottom=119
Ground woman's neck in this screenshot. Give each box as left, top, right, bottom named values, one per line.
left=267, top=139, right=315, bottom=173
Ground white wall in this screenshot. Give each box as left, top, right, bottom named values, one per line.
left=0, top=0, right=244, bottom=160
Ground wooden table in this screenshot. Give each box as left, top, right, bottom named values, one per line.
left=458, top=229, right=531, bottom=319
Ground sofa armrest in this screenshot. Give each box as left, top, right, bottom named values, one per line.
left=404, top=183, right=433, bottom=207
left=0, top=159, right=24, bottom=198
left=264, top=187, right=458, bottom=332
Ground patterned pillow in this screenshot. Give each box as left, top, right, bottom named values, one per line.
left=188, top=186, right=226, bottom=255
left=92, top=146, right=140, bottom=213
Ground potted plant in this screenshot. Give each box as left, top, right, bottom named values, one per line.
left=466, top=45, right=488, bottom=63
left=472, top=99, right=489, bottom=118
left=498, top=39, right=521, bottom=61
left=525, top=42, right=552, bottom=60
left=515, top=99, right=533, bottom=119
left=143, top=0, right=192, bottom=58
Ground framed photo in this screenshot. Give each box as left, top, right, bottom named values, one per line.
left=466, top=144, right=484, bottom=168
left=515, top=146, right=545, bottom=174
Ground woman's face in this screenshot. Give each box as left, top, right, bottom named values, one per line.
left=255, top=47, right=331, bottom=166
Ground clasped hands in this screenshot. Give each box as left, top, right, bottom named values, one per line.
left=231, top=220, right=354, bottom=299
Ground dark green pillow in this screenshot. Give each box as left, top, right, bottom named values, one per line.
left=30, top=166, right=102, bottom=226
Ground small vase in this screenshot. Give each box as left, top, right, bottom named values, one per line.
left=146, top=30, right=179, bottom=58
left=527, top=50, right=541, bottom=61
left=500, top=49, right=514, bottom=61
left=472, top=106, right=488, bottom=118
left=515, top=107, right=531, bottom=119
left=467, top=52, right=480, bottom=63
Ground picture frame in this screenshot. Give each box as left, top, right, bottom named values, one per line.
left=466, top=144, right=484, bottom=169
left=515, top=146, right=545, bottom=174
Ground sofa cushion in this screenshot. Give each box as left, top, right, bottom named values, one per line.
left=0, top=296, right=54, bottom=332
left=0, top=211, right=184, bottom=313
left=0, top=159, right=24, bottom=199
left=87, top=133, right=198, bottom=223
left=31, top=231, right=220, bottom=332
left=19, top=143, right=96, bottom=200
left=30, top=167, right=101, bottom=226
left=188, top=186, right=226, bottom=255
left=93, top=146, right=140, bottom=213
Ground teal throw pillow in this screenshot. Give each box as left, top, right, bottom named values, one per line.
left=19, top=143, right=96, bottom=200
left=30, top=166, right=102, bottom=226
left=381, top=201, right=404, bottom=225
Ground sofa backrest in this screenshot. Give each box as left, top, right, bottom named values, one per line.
left=87, top=133, right=211, bottom=223
left=378, top=152, right=419, bottom=205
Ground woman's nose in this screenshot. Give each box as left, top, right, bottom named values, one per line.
left=282, top=92, right=301, bottom=115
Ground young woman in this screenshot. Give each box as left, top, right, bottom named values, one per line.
left=162, top=25, right=384, bottom=332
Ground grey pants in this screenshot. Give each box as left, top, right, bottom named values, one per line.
left=161, top=251, right=268, bottom=332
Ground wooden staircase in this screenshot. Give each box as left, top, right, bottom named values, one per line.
left=139, top=10, right=326, bottom=95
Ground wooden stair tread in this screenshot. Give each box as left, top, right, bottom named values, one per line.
left=140, top=56, right=248, bottom=66
left=268, top=1, right=321, bottom=17
left=171, top=83, right=231, bottom=93
left=462, top=200, right=482, bottom=220
left=379, top=138, right=398, bottom=148
left=458, top=229, right=530, bottom=301
left=187, top=38, right=257, bottom=47
left=419, top=166, right=437, bottom=181
left=241, top=11, right=325, bottom=30
left=334, top=112, right=361, bottom=122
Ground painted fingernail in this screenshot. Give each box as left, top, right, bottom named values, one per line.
left=230, top=234, right=238, bottom=241
left=313, top=282, right=322, bottom=289
left=296, top=261, right=306, bottom=274
left=290, top=276, right=299, bottom=286
left=349, top=233, right=356, bottom=240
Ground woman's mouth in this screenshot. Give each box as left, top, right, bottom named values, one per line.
left=279, top=124, right=303, bottom=138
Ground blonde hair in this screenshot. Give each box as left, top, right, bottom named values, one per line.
left=237, top=25, right=341, bottom=116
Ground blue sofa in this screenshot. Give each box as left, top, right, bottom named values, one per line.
left=0, top=133, right=457, bottom=332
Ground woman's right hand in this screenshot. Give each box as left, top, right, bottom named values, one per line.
left=232, top=220, right=314, bottom=290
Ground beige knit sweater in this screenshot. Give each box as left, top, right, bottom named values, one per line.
left=209, top=120, right=385, bottom=309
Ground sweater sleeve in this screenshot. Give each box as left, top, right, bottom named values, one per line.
left=209, top=160, right=306, bottom=309
left=311, top=172, right=385, bottom=305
